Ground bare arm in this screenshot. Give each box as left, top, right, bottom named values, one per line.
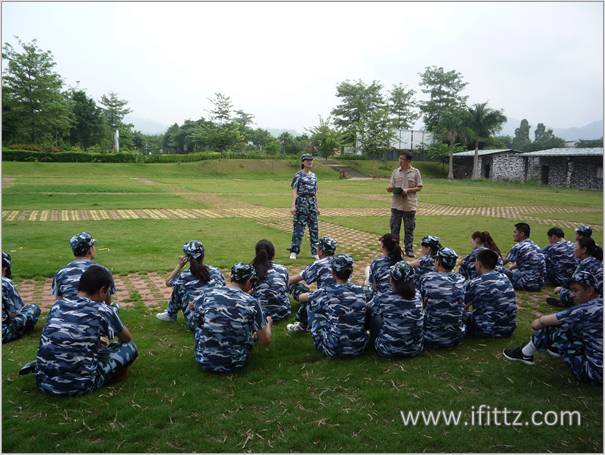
left=290, top=189, right=298, bottom=215
left=404, top=185, right=423, bottom=194
left=165, top=256, right=188, bottom=287
left=117, top=326, right=132, bottom=343
left=288, top=274, right=304, bottom=285
left=531, top=313, right=561, bottom=331
left=298, top=292, right=310, bottom=303
left=257, top=317, right=273, bottom=346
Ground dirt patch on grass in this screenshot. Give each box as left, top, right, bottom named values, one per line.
left=2, top=177, right=16, bottom=188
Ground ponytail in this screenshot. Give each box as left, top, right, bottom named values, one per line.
left=252, top=239, right=275, bottom=281
left=190, top=258, right=211, bottom=283
left=578, top=237, right=603, bottom=261
left=380, top=233, right=403, bottom=265
left=472, top=230, right=502, bottom=258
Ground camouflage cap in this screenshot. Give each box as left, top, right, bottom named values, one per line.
left=231, top=262, right=256, bottom=282
left=575, top=225, right=593, bottom=236
left=390, top=260, right=416, bottom=283
left=436, top=247, right=458, bottom=270
left=301, top=153, right=314, bottom=162
left=421, top=235, right=441, bottom=249
left=570, top=271, right=597, bottom=289
left=2, top=251, right=11, bottom=269
left=318, top=236, right=337, bottom=255
left=331, top=254, right=354, bottom=272
left=70, top=232, right=96, bottom=256
left=183, top=240, right=205, bottom=260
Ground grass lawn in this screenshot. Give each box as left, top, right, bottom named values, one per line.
left=2, top=160, right=603, bottom=452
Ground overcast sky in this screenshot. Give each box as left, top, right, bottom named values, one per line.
left=2, top=1, right=603, bottom=133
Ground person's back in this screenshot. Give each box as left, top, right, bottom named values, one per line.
left=301, top=256, right=335, bottom=289
left=369, top=255, right=394, bottom=295
left=460, top=247, right=504, bottom=281
left=544, top=238, right=577, bottom=286
left=577, top=256, right=603, bottom=295
left=252, top=263, right=290, bottom=321
left=506, top=235, right=546, bottom=291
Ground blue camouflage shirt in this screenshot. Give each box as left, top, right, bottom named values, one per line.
left=506, top=239, right=546, bottom=286
left=170, top=265, right=226, bottom=303
left=414, top=255, right=435, bottom=279
left=555, top=297, right=603, bottom=384
left=307, top=283, right=368, bottom=358
left=35, top=296, right=125, bottom=396
left=419, top=272, right=466, bottom=348
left=464, top=271, right=517, bottom=337
left=543, top=240, right=577, bottom=286
left=252, top=263, right=291, bottom=321
left=368, top=290, right=424, bottom=357
left=291, top=170, right=318, bottom=196
left=560, top=256, right=604, bottom=302
left=51, top=259, right=116, bottom=299
left=369, top=256, right=395, bottom=295
left=459, top=247, right=504, bottom=281
left=301, top=257, right=335, bottom=288
left=2, top=277, right=24, bottom=323
left=192, top=286, right=266, bottom=373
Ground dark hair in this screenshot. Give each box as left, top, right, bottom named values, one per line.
left=547, top=227, right=565, bottom=238
left=390, top=277, right=416, bottom=299
left=333, top=268, right=352, bottom=281
left=189, top=257, right=211, bottom=284
left=380, top=233, right=403, bottom=265
left=3, top=265, right=12, bottom=279
left=252, top=239, right=275, bottom=281
left=471, top=231, right=502, bottom=257
left=476, top=249, right=499, bottom=270
left=78, top=265, right=114, bottom=296
left=515, top=223, right=531, bottom=238
left=400, top=151, right=412, bottom=161
left=577, top=237, right=603, bottom=261
left=435, top=256, right=453, bottom=271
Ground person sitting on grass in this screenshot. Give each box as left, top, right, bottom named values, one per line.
left=459, top=231, right=504, bottom=281
left=547, top=237, right=603, bottom=308
left=52, top=231, right=118, bottom=310
left=575, top=225, right=593, bottom=241
left=191, top=263, right=272, bottom=374
left=366, top=233, right=404, bottom=298
left=543, top=227, right=578, bottom=287
left=156, top=240, right=225, bottom=328
left=2, top=251, right=41, bottom=343
left=419, top=248, right=466, bottom=349
left=410, top=235, right=441, bottom=280
left=367, top=261, right=423, bottom=358
left=23, top=265, right=138, bottom=396
left=296, top=255, right=368, bottom=358
left=287, top=236, right=337, bottom=333
left=503, top=271, right=602, bottom=385
left=503, top=222, right=546, bottom=291
left=464, top=249, right=517, bottom=338
left=250, top=239, right=290, bottom=322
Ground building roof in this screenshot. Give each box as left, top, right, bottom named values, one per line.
left=520, top=148, right=603, bottom=157
left=453, top=149, right=520, bottom=158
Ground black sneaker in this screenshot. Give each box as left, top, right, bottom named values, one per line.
left=19, top=360, right=36, bottom=376
left=503, top=347, right=535, bottom=365
left=546, top=297, right=564, bottom=308
left=547, top=347, right=562, bottom=358
left=405, top=251, right=415, bottom=258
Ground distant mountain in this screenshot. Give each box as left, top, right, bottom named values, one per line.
left=499, top=117, right=603, bottom=141
left=266, top=128, right=301, bottom=138
left=126, top=115, right=169, bottom=135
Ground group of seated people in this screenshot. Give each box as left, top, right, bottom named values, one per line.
left=1, top=222, right=602, bottom=396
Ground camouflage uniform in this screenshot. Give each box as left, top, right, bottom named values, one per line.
left=368, top=256, right=395, bottom=295
left=459, top=247, right=504, bottom=281
left=290, top=169, right=319, bottom=255
left=2, top=277, right=41, bottom=343
left=505, top=239, right=546, bottom=291
left=414, top=255, right=435, bottom=280
left=543, top=240, right=577, bottom=286
left=291, top=255, right=336, bottom=327
left=51, top=259, right=117, bottom=300
left=34, top=296, right=138, bottom=395
left=464, top=271, right=517, bottom=338
left=559, top=257, right=603, bottom=305
left=419, top=271, right=466, bottom=348
left=252, top=263, right=291, bottom=322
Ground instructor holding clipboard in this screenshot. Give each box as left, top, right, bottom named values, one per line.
left=386, top=151, right=423, bottom=258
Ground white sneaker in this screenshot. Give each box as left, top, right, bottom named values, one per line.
left=289, top=252, right=297, bottom=260
left=156, top=311, right=176, bottom=322
left=313, top=255, right=320, bottom=260
left=286, top=321, right=308, bottom=333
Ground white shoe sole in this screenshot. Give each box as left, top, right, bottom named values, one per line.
left=503, top=351, right=534, bottom=366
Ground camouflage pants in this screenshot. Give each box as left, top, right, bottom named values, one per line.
left=2, top=304, right=41, bottom=343
left=532, top=325, right=602, bottom=385
left=290, top=196, right=319, bottom=255
left=166, top=286, right=195, bottom=330
left=390, top=209, right=415, bottom=254
left=510, top=270, right=544, bottom=292
left=96, top=341, right=139, bottom=388
left=290, top=283, right=311, bottom=328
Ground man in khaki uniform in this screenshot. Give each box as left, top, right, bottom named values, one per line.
left=386, top=151, right=423, bottom=257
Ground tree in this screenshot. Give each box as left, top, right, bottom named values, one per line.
left=307, top=116, right=344, bottom=159
left=465, top=103, right=507, bottom=179
left=69, top=89, right=103, bottom=150
left=99, top=92, right=133, bottom=151
left=388, top=84, right=419, bottom=149
left=358, top=107, right=395, bottom=158
left=418, top=66, right=468, bottom=134
left=278, top=132, right=293, bottom=155
left=435, top=106, right=470, bottom=179
left=249, top=128, right=273, bottom=150
left=2, top=38, right=72, bottom=145
left=529, top=123, right=565, bottom=151
left=577, top=138, right=603, bottom=148
left=512, top=119, right=531, bottom=151
left=207, top=92, right=233, bottom=124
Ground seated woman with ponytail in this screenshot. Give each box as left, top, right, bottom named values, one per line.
left=459, top=231, right=504, bottom=280
left=366, top=234, right=404, bottom=297
left=156, top=240, right=225, bottom=329
left=409, top=235, right=441, bottom=279
left=250, top=239, right=291, bottom=322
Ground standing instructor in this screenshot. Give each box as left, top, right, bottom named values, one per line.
left=289, top=154, right=320, bottom=260
left=386, top=151, right=423, bottom=258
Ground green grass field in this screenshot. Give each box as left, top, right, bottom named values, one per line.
left=2, top=160, right=603, bottom=452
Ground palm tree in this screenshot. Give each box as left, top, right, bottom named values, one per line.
left=438, top=106, right=470, bottom=180
left=465, top=103, right=507, bottom=179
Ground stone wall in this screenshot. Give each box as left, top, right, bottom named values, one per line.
left=526, top=156, right=602, bottom=190
left=491, top=154, right=526, bottom=181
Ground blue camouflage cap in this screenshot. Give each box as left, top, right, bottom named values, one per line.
left=575, top=225, right=593, bottom=236
left=2, top=251, right=11, bottom=269
left=318, top=236, right=337, bottom=255
left=390, top=260, right=416, bottom=283
left=231, top=262, right=256, bottom=282
left=437, top=247, right=458, bottom=270
left=301, top=153, right=314, bottom=162
left=421, top=235, right=441, bottom=249
left=331, top=254, right=354, bottom=272
left=69, top=232, right=96, bottom=256
left=183, top=240, right=205, bottom=260
left=570, top=271, right=597, bottom=289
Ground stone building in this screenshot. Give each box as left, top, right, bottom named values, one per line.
left=452, top=149, right=524, bottom=180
